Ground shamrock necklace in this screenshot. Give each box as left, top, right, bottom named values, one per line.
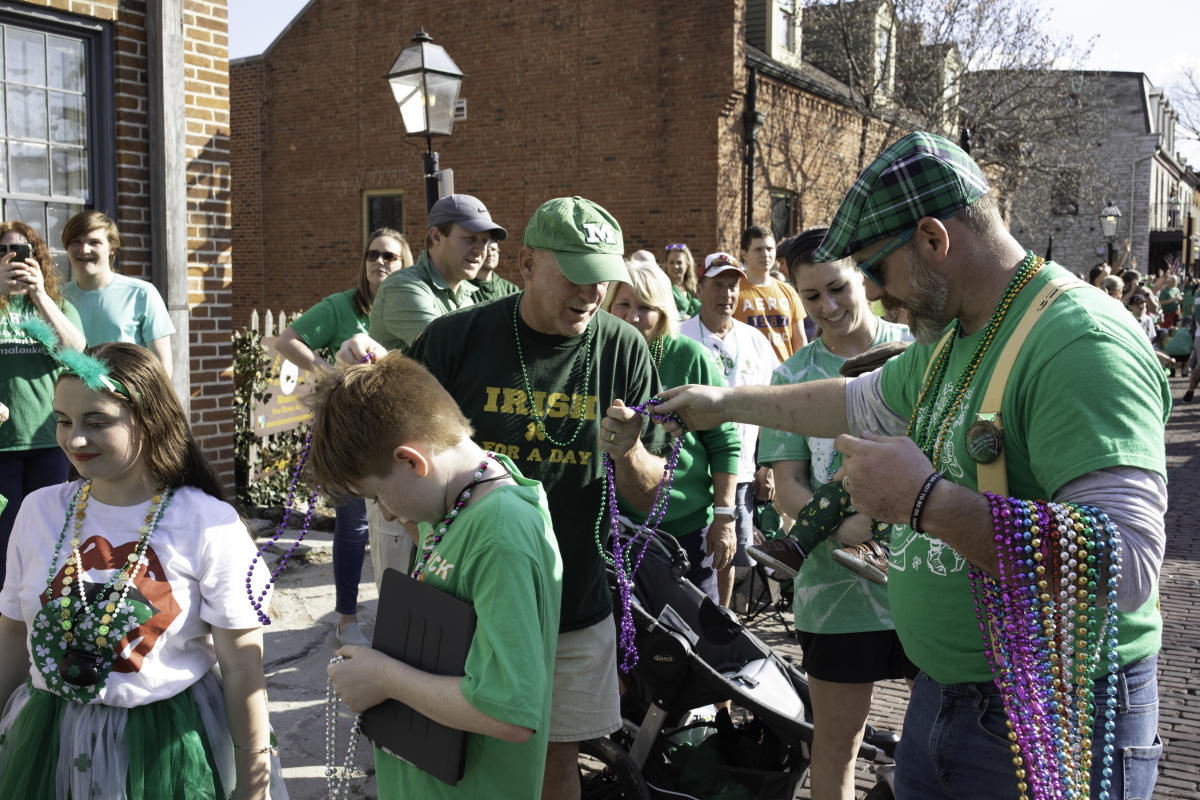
left=41, top=480, right=172, bottom=692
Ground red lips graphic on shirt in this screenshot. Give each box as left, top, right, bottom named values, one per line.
left=41, top=536, right=182, bottom=673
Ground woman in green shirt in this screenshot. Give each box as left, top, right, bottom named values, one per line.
left=275, top=227, right=411, bottom=645
left=602, top=261, right=740, bottom=600
left=661, top=243, right=702, bottom=320
left=0, top=221, right=86, bottom=588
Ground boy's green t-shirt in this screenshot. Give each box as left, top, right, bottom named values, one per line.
left=759, top=318, right=911, bottom=634
left=0, top=296, right=83, bottom=451
left=376, top=454, right=562, bottom=800
left=877, top=262, right=1168, bottom=684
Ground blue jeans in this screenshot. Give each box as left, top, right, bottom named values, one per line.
left=730, top=482, right=755, bottom=567
left=0, top=447, right=69, bottom=587
left=895, top=654, right=1162, bottom=799
left=332, top=498, right=369, bottom=615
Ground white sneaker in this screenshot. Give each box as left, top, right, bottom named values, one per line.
left=335, top=620, right=371, bottom=647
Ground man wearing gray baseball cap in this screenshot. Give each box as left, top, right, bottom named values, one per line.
left=369, top=193, right=507, bottom=353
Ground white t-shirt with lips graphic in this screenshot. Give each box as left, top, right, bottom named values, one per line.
left=0, top=482, right=272, bottom=707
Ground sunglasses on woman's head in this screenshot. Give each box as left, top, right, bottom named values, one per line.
left=665, top=243, right=687, bottom=251
left=365, top=250, right=401, bottom=263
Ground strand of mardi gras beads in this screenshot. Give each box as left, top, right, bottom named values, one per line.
left=246, top=353, right=377, bottom=624
left=512, top=293, right=597, bottom=448
left=590, top=397, right=686, bottom=673
left=971, top=493, right=1120, bottom=800
left=908, top=252, right=1042, bottom=467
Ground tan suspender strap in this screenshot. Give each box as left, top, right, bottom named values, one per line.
left=921, top=329, right=956, bottom=386
left=974, top=275, right=1086, bottom=496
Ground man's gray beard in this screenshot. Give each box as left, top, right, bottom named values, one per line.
left=901, top=248, right=952, bottom=345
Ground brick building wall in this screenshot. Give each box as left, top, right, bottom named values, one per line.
left=18, top=0, right=235, bottom=484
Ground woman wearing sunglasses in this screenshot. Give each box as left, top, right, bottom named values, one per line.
left=662, top=243, right=702, bottom=320
left=275, top=226, right=412, bottom=646
left=0, top=221, right=87, bottom=589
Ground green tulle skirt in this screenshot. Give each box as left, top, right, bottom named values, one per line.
left=0, top=671, right=288, bottom=799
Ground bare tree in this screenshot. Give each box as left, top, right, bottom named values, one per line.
left=798, top=0, right=1112, bottom=214
left=1172, top=67, right=1200, bottom=145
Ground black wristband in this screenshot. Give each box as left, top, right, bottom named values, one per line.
left=910, top=471, right=944, bottom=533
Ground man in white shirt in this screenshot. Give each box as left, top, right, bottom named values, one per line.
left=681, top=252, right=779, bottom=606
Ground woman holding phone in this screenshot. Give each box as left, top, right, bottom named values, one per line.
left=0, top=221, right=86, bottom=587
left=274, top=227, right=411, bottom=646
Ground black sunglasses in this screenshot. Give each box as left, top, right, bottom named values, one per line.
left=365, top=250, right=401, bottom=263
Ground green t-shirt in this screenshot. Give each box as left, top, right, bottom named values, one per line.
left=377, top=455, right=561, bottom=800
left=408, top=294, right=665, bottom=631
left=620, top=334, right=739, bottom=536
left=877, top=262, right=1168, bottom=683
left=759, top=319, right=911, bottom=634
left=0, top=296, right=84, bottom=451
left=62, top=274, right=174, bottom=347
left=1158, top=286, right=1181, bottom=314
left=1164, top=325, right=1193, bottom=356
left=288, top=289, right=367, bottom=353
left=369, top=250, right=478, bottom=352
left=671, top=285, right=701, bottom=320
left=470, top=274, right=520, bottom=304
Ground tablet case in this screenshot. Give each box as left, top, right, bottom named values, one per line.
left=360, top=567, right=478, bottom=786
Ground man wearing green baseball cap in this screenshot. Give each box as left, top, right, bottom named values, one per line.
left=408, top=196, right=668, bottom=799
left=654, top=132, right=1168, bottom=800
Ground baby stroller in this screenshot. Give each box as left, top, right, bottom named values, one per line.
left=579, top=527, right=898, bottom=800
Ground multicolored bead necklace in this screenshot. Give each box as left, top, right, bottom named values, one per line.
left=971, top=494, right=1120, bottom=800
left=907, top=251, right=1043, bottom=467
left=41, top=480, right=172, bottom=692
left=650, top=336, right=665, bottom=370
left=411, top=453, right=503, bottom=579
left=511, top=292, right=597, bottom=448
left=590, top=397, right=686, bottom=672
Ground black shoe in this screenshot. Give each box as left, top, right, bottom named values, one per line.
left=1185, top=390, right=1195, bottom=402
left=748, top=538, right=805, bottom=580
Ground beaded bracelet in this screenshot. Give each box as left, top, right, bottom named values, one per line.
left=909, top=470, right=943, bottom=532
left=971, top=493, right=1121, bottom=800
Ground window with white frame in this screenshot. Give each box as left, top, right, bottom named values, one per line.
left=0, top=6, right=114, bottom=276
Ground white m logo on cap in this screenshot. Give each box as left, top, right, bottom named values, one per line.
left=583, top=222, right=616, bottom=245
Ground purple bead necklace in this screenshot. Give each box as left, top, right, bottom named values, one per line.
left=594, top=396, right=686, bottom=673
left=246, top=354, right=376, bottom=625
left=970, top=492, right=1120, bottom=800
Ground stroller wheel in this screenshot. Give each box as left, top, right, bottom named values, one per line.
left=578, top=736, right=651, bottom=800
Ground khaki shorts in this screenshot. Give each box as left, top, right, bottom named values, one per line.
left=548, top=617, right=621, bottom=742
left=365, top=499, right=414, bottom=591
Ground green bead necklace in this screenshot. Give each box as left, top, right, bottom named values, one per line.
left=511, top=292, right=597, bottom=448
left=907, top=251, right=1043, bottom=468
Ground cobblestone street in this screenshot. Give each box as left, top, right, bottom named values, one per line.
left=262, top=374, right=1200, bottom=799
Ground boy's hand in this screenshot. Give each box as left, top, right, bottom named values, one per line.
left=328, top=646, right=394, bottom=713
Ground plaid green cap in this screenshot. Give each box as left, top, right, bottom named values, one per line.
left=523, top=196, right=630, bottom=285
left=812, top=132, right=989, bottom=263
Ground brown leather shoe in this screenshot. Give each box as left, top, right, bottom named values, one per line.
left=748, top=538, right=805, bottom=580
left=831, top=540, right=890, bottom=585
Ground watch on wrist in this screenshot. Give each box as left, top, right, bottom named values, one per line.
left=712, top=506, right=736, bottom=518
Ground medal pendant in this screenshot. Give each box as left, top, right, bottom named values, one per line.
left=966, top=413, right=1003, bottom=464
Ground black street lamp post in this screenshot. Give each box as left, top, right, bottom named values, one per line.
left=386, top=29, right=464, bottom=213
left=1099, top=203, right=1121, bottom=267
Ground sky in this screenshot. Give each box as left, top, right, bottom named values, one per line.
left=227, top=0, right=1200, bottom=157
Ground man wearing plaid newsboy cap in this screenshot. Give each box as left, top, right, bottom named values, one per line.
left=654, top=131, right=1169, bottom=799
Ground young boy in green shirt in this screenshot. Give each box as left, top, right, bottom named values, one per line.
left=309, top=353, right=562, bottom=799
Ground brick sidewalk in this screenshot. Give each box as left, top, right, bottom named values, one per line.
left=755, top=373, right=1200, bottom=798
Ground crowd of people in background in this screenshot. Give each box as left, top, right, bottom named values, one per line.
left=0, top=128, right=1187, bottom=799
